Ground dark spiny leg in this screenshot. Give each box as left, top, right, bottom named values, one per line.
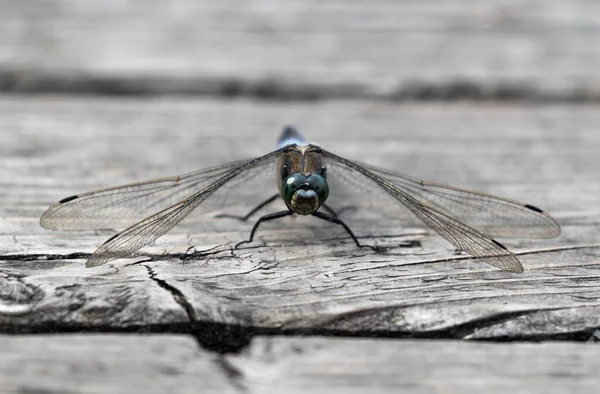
left=312, top=211, right=361, bottom=247
left=312, top=211, right=378, bottom=251
left=321, top=203, right=357, bottom=218
left=320, top=203, right=339, bottom=217
left=216, top=194, right=279, bottom=221
left=235, top=210, right=294, bottom=249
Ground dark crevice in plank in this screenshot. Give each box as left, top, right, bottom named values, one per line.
left=141, top=263, right=205, bottom=351
left=143, top=264, right=199, bottom=324
left=3, top=245, right=600, bottom=354
left=280, top=327, right=600, bottom=344
left=4, top=241, right=593, bottom=266
left=2, top=71, right=600, bottom=103
left=0, top=321, right=257, bottom=354
left=320, top=308, right=560, bottom=340
left=3, top=321, right=599, bottom=355
left=141, top=263, right=256, bottom=354
left=1, top=252, right=91, bottom=262
left=381, top=243, right=600, bottom=268
left=1, top=245, right=230, bottom=264
left=0, top=322, right=193, bottom=336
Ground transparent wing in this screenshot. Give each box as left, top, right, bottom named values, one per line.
left=40, top=159, right=250, bottom=230
left=86, top=197, right=205, bottom=267
left=323, top=153, right=560, bottom=239
left=322, top=149, right=561, bottom=272
left=404, top=202, right=524, bottom=272
left=42, top=149, right=285, bottom=267
left=357, top=162, right=561, bottom=239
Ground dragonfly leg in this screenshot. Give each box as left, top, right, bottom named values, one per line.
left=216, top=194, right=280, bottom=221
left=311, top=211, right=362, bottom=248
left=235, top=210, right=294, bottom=248
left=320, top=203, right=341, bottom=217
left=320, top=204, right=356, bottom=218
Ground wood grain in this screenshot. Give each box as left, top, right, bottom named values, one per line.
left=1, top=96, right=598, bottom=345
left=1, top=1, right=599, bottom=99
left=0, top=334, right=237, bottom=394
left=1, top=2, right=598, bottom=391
left=226, top=336, right=600, bottom=394
left=4, top=334, right=599, bottom=393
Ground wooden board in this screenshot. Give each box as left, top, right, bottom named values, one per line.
left=226, top=336, right=600, bottom=393
left=1, top=96, right=599, bottom=349
left=1, top=1, right=600, bottom=100
left=2, top=334, right=599, bottom=393
left=0, top=334, right=237, bottom=394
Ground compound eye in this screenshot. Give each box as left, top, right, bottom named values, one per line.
left=306, top=174, right=329, bottom=203
left=280, top=174, right=306, bottom=202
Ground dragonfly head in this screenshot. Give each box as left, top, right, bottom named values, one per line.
left=280, top=173, right=329, bottom=215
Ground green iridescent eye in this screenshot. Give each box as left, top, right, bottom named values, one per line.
left=306, top=174, right=329, bottom=203
left=280, top=174, right=306, bottom=203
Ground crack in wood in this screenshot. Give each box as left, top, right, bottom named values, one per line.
left=141, top=263, right=256, bottom=353
left=3, top=242, right=591, bottom=267
left=142, top=263, right=199, bottom=324
left=2, top=70, right=600, bottom=103
left=139, top=260, right=567, bottom=352
left=382, top=243, right=600, bottom=267
left=0, top=245, right=234, bottom=264
left=1, top=252, right=90, bottom=262
left=4, top=237, right=597, bottom=350
left=303, top=306, right=600, bottom=342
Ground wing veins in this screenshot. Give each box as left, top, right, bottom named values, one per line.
left=323, top=150, right=523, bottom=272
left=338, top=159, right=560, bottom=238
left=85, top=150, right=282, bottom=266
left=40, top=159, right=250, bottom=230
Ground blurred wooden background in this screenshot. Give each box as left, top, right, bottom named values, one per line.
left=1, top=1, right=599, bottom=393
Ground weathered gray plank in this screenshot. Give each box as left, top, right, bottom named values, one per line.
left=3, top=335, right=598, bottom=394
left=1, top=96, right=599, bottom=342
left=0, top=334, right=237, bottom=394
left=1, top=1, right=599, bottom=99
left=226, top=336, right=600, bottom=393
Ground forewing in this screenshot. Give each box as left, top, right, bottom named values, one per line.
left=321, top=149, right=553, bottom=272
left=84, top=149, right=284, bottom=266
left=324, top=154, right=560, bottom=239
left=40, top=159, right=249, bottom=230
left=362, top=164, right=560, bottom=239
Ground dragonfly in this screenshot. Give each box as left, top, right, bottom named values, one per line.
left=40, top=127, right=561, bottom=272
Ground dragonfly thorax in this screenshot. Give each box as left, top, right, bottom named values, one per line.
left=280, top=173, right=329, bottom=215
